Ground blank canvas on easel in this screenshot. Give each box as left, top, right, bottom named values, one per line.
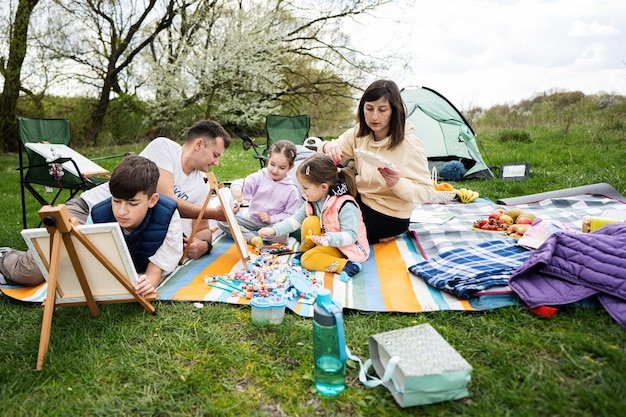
left=217, top=186, right=250, bottom=264
left=21, top=222, right=138, bottom=304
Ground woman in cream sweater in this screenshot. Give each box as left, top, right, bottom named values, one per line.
left=322, top=79, right=434, bottom=243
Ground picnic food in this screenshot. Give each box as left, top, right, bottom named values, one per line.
left=499, top=214, right=514, bottom=224
left=456, top=188, right=479, bottom=203
left=473, top=209, right=537, bottom=238
left=515, top=216, right=533, bottom=225
left=434, top=181, right=455, bottom=192
left=249, top=236, right=264, bottom=248
left=507, top=223, right=531, bottom=239
left=472, top=217, right=508, bottom=232
left=505, top=208, right=523, bottom=222
left=581, top=215, right=626, bottom=233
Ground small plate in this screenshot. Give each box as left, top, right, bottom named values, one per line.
left=288, top=271, right=316, bottom=296
left=471, top=226, right=507, bottom=234
left=355, top=148, right=395, bottom=169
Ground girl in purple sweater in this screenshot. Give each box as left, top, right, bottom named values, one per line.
left=218, top=140, right=300, bottom=244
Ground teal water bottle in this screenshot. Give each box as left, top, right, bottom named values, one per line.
left=313, top=288, right=347, bottom=396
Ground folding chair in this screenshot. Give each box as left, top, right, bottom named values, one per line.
left=242, top=114, right=311, bottom=168
left=17, top=116, right=116, bottom=228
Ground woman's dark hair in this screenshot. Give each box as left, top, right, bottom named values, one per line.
left=268, top=140, right=297, bottom=166
left=356, top=79, right=406, bottom=150
left=297, top=153, right=358, bottom=197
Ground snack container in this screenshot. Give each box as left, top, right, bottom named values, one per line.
left=581, top=216, right=625, bottom=233
left=250, top=297, right=287, bottom=325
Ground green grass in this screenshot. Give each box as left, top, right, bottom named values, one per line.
left=1, top=132, right=625, bottom=417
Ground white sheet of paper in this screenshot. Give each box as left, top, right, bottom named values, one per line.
left=409, top=210, right=455, bottom=224
left=355, top=148, right=396, bottom=169
left=25, top=143, right=109, bottom=177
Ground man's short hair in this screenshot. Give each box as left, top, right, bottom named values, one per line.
left=109, top=155, right=159, bottom=200
left=186, top=119, right=231, bottom=149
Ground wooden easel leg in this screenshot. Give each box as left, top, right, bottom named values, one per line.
left=70, top=228, right=156, bottom=315
left=37, top=229, right=62, bottom=370
left=63, top=233, right=99, bottom=316
left=179, top=174, right=215, bottom=265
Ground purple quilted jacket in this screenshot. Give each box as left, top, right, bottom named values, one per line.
left=509, top=223, right=626, bottom=329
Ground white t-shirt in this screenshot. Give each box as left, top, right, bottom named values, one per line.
left=140, top=137, right=210, bottom=236
left=82, top=137, right=211, bottom=236
left=80, top=181, right=112, bottom=209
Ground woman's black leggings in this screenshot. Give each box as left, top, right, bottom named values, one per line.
left=356, top=194, right=409, bottom=243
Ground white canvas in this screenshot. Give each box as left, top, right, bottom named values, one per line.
left=21, top=222, right=138, bottom=304
left=218, top=187, right=250, bottom=264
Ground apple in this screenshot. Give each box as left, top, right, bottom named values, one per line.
left=249, top=236, right=264, bottom=248
left=488, top=212, right=501, bottom=221
left=505, top=208, right=523, bottom=221
left=519, top=212, right=537, bottom=221
left=516, top=216, right=532, bottom=225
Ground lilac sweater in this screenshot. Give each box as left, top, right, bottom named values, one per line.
left=230, top=169, right=300, bottom=224
left=509, top=223, right=626, bottom=329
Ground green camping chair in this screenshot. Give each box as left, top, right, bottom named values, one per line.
left=242, top=114, right=311, bottom=168
left=17, top=116, right=116, bottom=228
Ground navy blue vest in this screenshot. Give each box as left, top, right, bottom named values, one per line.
left=91, top=195, right=178, bottom=273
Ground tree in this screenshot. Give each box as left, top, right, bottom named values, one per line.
left=2, top=0, right=390, bottom=146
left=143, top=2, right=282, bottom=135
left=145, top=0, right=388, bottom=134
left=44, top=0, right=199, bottom=145
left=0, top=0, right=40, bottom=153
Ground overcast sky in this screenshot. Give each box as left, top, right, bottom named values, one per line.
left=348, top=0, right=625, bottom=109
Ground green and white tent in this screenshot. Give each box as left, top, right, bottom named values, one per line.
left=401, top=86, right=493, bottom=179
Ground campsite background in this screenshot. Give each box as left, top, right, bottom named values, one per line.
left=1, top=91, right=625, bottom=415
left=2, top=1, right=625, bottom=415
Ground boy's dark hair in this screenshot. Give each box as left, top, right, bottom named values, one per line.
left=109, top=155, right=159, bottom=200
left=297, top=153, right=358, bottom=197
left=268, top=140, right=297, bottom=166
left=186, top=119, right=231, bottom=149
left=356, top=79, right=406, bottom=150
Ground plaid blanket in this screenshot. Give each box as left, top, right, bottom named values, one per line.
left=410, top=195, right=626, bottom=259
left=408, top=194, right=626, bottom=300
left=408, top=240, right=531, bottom=299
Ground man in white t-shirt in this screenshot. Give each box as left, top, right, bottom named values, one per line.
left=0, top=119, right=230, bottom=286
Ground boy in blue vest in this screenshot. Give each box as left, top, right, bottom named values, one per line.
left=89, top=155, right=183, bottom=296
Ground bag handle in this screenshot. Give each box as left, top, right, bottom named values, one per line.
left=346, top=347, right=401, bottom=388
left=431, top=166, right=440, bottom=189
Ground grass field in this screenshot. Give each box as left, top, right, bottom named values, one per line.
left=0, top=126, right=625, bottom=417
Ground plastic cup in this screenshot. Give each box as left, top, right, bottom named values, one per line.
left=250, top=297, right=287, bottom=325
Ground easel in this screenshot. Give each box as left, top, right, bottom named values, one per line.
left=36, top=204, right=156, bottom=370
left=179, top=172, right=249, bottom=265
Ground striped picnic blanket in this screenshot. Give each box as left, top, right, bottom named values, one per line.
left=156, top=232, right=478, bottom=317
left=0, top=232, right=480, bottom=317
